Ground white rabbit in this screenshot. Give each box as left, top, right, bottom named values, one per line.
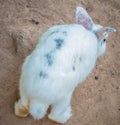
left=15, top=7, right=116, bottom=123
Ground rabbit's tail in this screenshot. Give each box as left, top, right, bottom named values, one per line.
left=29, top=99, right=49, bottom=120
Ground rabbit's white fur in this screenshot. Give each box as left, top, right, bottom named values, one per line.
left=15, top=7, right=116, bottom=123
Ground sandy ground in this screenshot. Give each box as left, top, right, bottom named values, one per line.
left=0, top=0, right=120, bottom=125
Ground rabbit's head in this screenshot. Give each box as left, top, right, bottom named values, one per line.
left=76, top=7, right=116, bottom=57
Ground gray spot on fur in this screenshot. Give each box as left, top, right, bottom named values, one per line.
left=79, top=57, right=82, bottom=61
left=72, top=66, right=75, bottom=71
left=50, top=30, right=59, bottom=35
left=45, top=53, right=53, bottom=66
left=39, top=71, right=48, bottom=78
left=54, top=38, right=64, bottom=49
left=62, top=31, right=67, bottom=35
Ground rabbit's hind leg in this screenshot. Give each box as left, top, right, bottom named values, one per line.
left=14, top=91, right=29, bottom=117
left=30, top=99, right=49, bottom=120
left=48, top=92, right=72, bottom=123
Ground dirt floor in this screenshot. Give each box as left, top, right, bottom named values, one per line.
left=0, top=0, right=120, bottom=125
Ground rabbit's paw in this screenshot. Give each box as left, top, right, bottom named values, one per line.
left=15, top=100, right=29, bottom=117
left=48, top=106, right=72, bottom=124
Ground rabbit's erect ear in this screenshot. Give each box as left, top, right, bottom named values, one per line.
left=96, top=27, right=116, bottom=40
left=76, top=7, right=94, bottom=30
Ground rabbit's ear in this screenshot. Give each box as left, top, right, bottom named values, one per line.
left=96, top=27, right=116, bottom=39
left=76, top=7, right=94, bottom=30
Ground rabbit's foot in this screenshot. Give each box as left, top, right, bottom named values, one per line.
left=48, top=106, right=72, bottom=124
left=15, top=100, right=29, bottom=117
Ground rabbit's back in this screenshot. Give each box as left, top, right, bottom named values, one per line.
left=21, top=24, right=98, bottom=103
left=31, top=24, right=98, bottom=71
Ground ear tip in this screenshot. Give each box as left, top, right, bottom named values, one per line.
left=76, top=6, right=86, bottom=13
left=106, top=27, right=117, bottom=32
left=113, top=28, right=117, bottom=32
left=76, top=6, right=84, bottom=9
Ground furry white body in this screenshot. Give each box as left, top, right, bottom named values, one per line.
left=21, top=24, right=98, bottom=103
left=15, top=7, right=116, bottom=124
left=17, top=24, right=98, bottom=122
